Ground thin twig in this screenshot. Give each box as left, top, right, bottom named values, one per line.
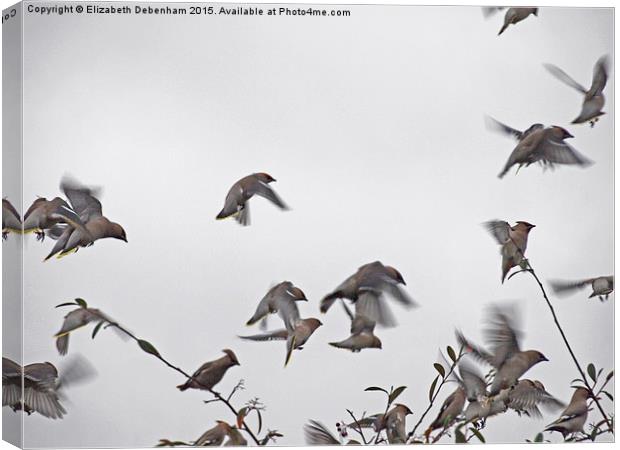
left=407, top=347, right=465, bottom=441
left=345, top=409, right=369, bottom=445
left=92, top=312, right=264, bottom=445
left=511, top=262, right=614, bottom=433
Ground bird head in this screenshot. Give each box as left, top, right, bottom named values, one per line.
left=386, top=266, right=406, bottom=285
left=515, top=221, right=536, bottom=231
left=216, top=421, right=233, bottom=432
left=110, top=222, right=128, bottom=242
left=551, top=126, right=573, bottom=139
left=532, top=8, right=538, bottom=16
left=222, top=349, right=240, bottom=366
left=395, top=404, right=413, bottom=415
left=305, top=318, right=323, bottom=332
left=288, top=286, right=308, bottom=302
left=371, top=336, right=383, bottom=349
left=525, top=350, right=549, bottom=366
left=256, top=173, right=276, bottom=183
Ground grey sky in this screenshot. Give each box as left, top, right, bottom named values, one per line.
left=2, top=3, right=614, bottom=447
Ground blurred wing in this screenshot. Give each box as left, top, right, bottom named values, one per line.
left=304, top=420, right=340, bottom=445
left=484, top=305, right=522, bottom=367
left=238, top=329, right=288, bottom=342
left=57, top=355, right=98, bottom=389
left=458, top=359, right=487, bottom=400
left=275, top=297, right=300, bottom=332
left=482, top=6, right=504, bottom=18
left=250, top=182, right=287, bottom=210
left=61, top=177, right=103, bottom=221
left=544, top=64, right=587, bottom=93
left=23, top=387, right=65, bottom=419
left=484, top=220, right=512, bottom=245
left=350, top=314, right=376, bottom=335
left=355, top=291, right=397, bottom=328
left=549, top=279, right=592, bottom=296
left=589, top=55, right=609, bottom=96
left=485, top=116, right=524, bottom=140
left=540, top=139, right=592, bottom=166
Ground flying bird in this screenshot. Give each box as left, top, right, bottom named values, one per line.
left=241, top=292, right=322, bottom=366
left=483, top=7, right=538, bottom=35
left=544, top=55, right=609, bottom=127
left=22, top=197, right=88, bottom=243
left=45, top=177, right=127, bottom=260
left=457, top=358, right=508, bottom=421
left=329, top=299, right=383, bottom=352
left=544, top=387, right=591, bottom=438
left=486, top=118, right=592, bottom=178
left=550, top=276, right=614, bottom=302
left=2, top=199, right=21, bottom=240
left=456, top=304, right=548, bottom=395
left=321, top=261, right=414, bottom=327
left=2, top=355, right=96, bottom=420
left=216, top=173, right=288, bottom=226
left=177, top=349, right=240, bottom=392
left=245, top=281, right=307, bottom=328
left=485, top=220, right=536, bottom=283
left=194, top=421, right=234, bottom=446
left=54, top=307, right=114, bottom=355
left=304, top=420, right=341, bottom=445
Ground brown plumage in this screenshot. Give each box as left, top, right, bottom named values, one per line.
left=545, top=387, right=591, bottom=438
left=550, top=276, right=614, bottom=302
left=194, top=421, right=233, bottom=446
left=245, top=282, right=307, bottom=327
left=22, top=196, right=88, bottom=242
left=177, top=350, right=240, bottom=392
left=425, top=386, right=466, bottom=437
left=485, top=220, right=536, bottom=283
left=497, top=8, right=538, bottom=35
left=374, top=404, right=413, bottom=444
left=329, top=297, right=383, bottom=352
left=506, top=379, right=565, bottom=418
left=2, top=199, right=21, bottom=239
left=216, top=173, right=288, bottom=226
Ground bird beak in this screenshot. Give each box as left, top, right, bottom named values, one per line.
left=566, top=132, right=574, bottom=138
left=542, top=356, right=549, bottom=362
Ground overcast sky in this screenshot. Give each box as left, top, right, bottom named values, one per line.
left=2, top=3, right=614, bottom=447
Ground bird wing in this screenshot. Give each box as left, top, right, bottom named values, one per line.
left=588, top=55, right=609, bottom=97
left=238, top=329, right=289, bottom=342
left=484, top=305, right=522, bottom=368
left=3, top=199, right=21, bottom=228
left=550, top=279, right=593, bottom=296
left=539, top=138, right=592, bottom=166
left=350, top=314, right=376, bottom=335
left=458, top=359, right=488, bottom=400
left=248, top=181, right=287, bottom=210
left=456, top=330, right=495, bottom=368
left=544, top=63, right=587, bottom=93
left=275, top=297, right=300, bottom=332
left=23, top=386, right=66, bottom=419
left=355, top=291, right=397, bottom=328
left=2, top=357, right=21, bottom=379
left=23, top=198, right=46, bottom=221
left=482, top=6, right=504, bottom=18
left=304, top=420, right=340, bottom=445
left=61, top=178, right=103, bottom=221
left=23, top=363, right=58, bottom=388
left=485, top=116, right=525, bottom=140
left=484, top=220, right=512, bottom=245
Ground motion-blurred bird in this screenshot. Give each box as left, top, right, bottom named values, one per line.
left=54, top=307, right=110, bottom=355
left=457, top=358, right=508, bottom=421
left=374, top=404, right=413, bottom=444
left=2, top=199, right=21, bottom=240
left=22, top=197, right=88, bottom=243
left=245, top=282, right=307, bottom=327
left=241, top=291, right=322, bottom=366
left=177, top=350, right=240, bottom=392
left=329, top=300, right=383, bottom=352
left=544, top=55, right=609, bottom=127
left=304, top=420, right=341, bottom=445
left=486, top=119, right=592, bottom=178
left=550, top=276, right=614, bottom=302
left=321, top=261, right=414, bottom=327
left=45, top=177, right=127, bottom=260
left=216, top=173, right=288, bottom=226
left=2, top=355, right=96, bottom=420
left=544, top=387, right=591, bottom=438
left=483, top=7, right=538, bottom=35
left=425, top=386, right=466, bottom=438
left=506, top=379, right=565, bottom=418
left=485, top=220, right=536, bottom=283
left=456, top=305, right=548, bottom=395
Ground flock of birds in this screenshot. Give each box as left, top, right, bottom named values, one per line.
left=1, top=6, right=614, bottom=446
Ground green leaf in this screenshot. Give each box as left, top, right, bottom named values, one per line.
left=138, top=339, right=160, bottom=357
left=602, top=390, right=614, bottom=402
left=469, top=427, right=485, bottom=443
left=606, top=370, right=614, bottom=382
left=388, top=386, right=407, bottom=405
left=587, top=363, right=597, bottom=382
left=75, top=298, right=88, bottom=308
left=447, top=346, right=457, bottom=363
left=91, top=321, right=105, bottom=339
left=55, top=302, right=77, bottom=308
left=365, top=386, right=388, bottom=394
left=434, top=363, right=446, bottom=378
left=429, top=375, right=439, bottom=402
left=455, top=429, right=466, bottom=443
left=534, top=432, right=543, bottom=443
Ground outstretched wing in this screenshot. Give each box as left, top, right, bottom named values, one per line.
left=544, top=63, right=587, bottom=93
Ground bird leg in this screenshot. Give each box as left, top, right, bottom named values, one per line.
left=35, top=230, right=45, bottom=242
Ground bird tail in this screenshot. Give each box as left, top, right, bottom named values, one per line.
left=498, top=24, right=509, bottom=35
left=56, top=335, right=69, bottom=356
left=215, top=208, right=230, bottom=220
left=176, top=382, right=190, bottom=391
left=235, top=206, right=250, bottom=226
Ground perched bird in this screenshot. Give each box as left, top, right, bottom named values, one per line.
left=224, top=427, right=248, bottom=446
left=506, top=379, right=565, bottom=418
left=304, top=420, right=341, bottom=445
left=194, top=421, right=234, bottom=446
left=321, top=261, right=414, bottom=327
left=54, top=307, right=110, bottom=355
left=2, top=199, right=21, bottom=239
left=22, top=197, right=88, bottom=243
left=457, top=358, right=508, bottom=421
left=45, top=177, right=127, bottom=260
left=545, top=387, right=591, bottom=438
left=483, top=7, right=538, bottom=35
left=425, top=386, right=466, bottom=438
left=486, top=118, right=592, bottom=178
left=177, top=350, right=240, bottom=392
left=544, top=55, right=609, bottom=127
left=329, top=301, right=383, bottom=352
left=241, top=291, right=322, bottom=366
left=2, top=356, right=95, bottom=420
left=374, top=404, right=413, bottom=444
left=550, top=276, right=614, bottom=302
left=456, top=304, right=548, bottom=395
left=216, top=173, right=288, bottom=226
left=245, top=282, right=307, bottom=328
left=485, top=220, right=536, bottom=283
